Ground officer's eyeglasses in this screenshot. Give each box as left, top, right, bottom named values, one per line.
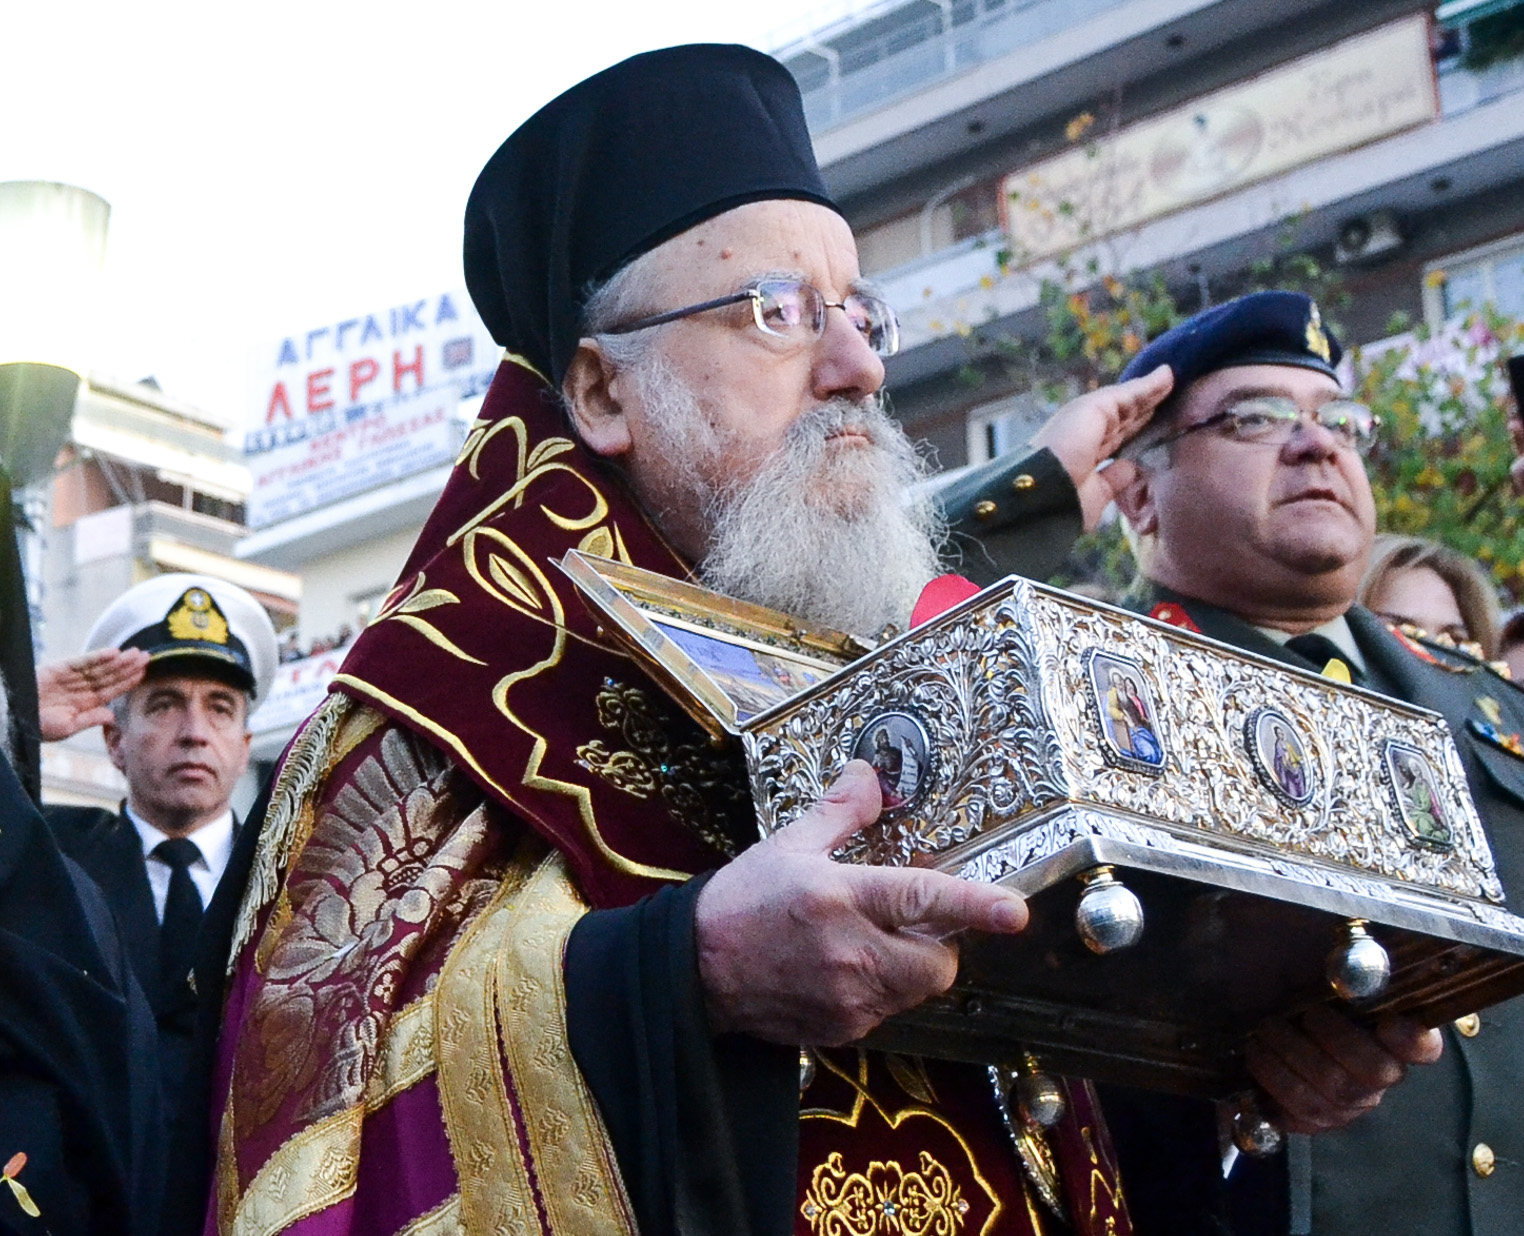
left=1152, top=396, right=1380, bottom=455
left=603, top=277, right=901, bottom=358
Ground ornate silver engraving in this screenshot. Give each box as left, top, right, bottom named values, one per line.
left=743, top=580, right=1506, bottom=904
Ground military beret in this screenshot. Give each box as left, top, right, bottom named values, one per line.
left=83, top=573, right=278, bottom=702
left=1119, top=290, right=1342, bottom=390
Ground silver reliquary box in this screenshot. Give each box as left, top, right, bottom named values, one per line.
left=562, top=552, right=1524, bottom=1100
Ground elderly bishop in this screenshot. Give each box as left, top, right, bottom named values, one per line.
left=199, top=47, right=1407, bottom=1236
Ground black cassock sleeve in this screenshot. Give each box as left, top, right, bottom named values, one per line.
left=0, top=754, right=163, bottom=1236
left=564, top=874, right=799, bottom=1236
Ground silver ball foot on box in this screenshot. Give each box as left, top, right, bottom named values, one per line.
left=1231, top=1092, right=1285, bottom=1157
left=1326, top=918, right=1391, bottom=1001
left=1074, top=865, right=1145, bottom=954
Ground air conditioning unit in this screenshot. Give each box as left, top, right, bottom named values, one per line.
left=1335, top=211, right=1403, bottom=265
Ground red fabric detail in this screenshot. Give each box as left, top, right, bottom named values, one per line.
left=1148, top=601, right=1201, bottom=633
left=1392, top=627, right=1440, bottom=664
left=911, top=574, right=983, bottom=627
left=331, top=360, right=731, bottom=909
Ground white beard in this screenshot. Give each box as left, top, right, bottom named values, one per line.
left=630, top=355, right=945, bottom=636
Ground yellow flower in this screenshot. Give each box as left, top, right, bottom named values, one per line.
left=1424, top=269, right=1447, bottom=289
left=1065, top=112, right=1096, bottom=142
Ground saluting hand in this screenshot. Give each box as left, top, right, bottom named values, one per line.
left=695, top=760, right=1028, bottom=1045
left=37, top=647, right=150, bottom=741
left=1030, top=363, right=1174, bottom=530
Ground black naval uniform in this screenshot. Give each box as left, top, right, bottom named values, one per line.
left=0, top=480, right=163, bottom=1235
left=1099, top=583, right=1524, bottom=1236
left=46, top=804, right=210, bottom=1104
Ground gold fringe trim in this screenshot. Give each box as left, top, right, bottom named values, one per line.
left=225, top=696, right=384, bottom=977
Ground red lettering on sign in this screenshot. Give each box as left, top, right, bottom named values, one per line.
left=265, top=382, right=294, bottom=423
left=349, top=357, right=380, bottom=402
left=307, top=368, right=336, bottom=413
left=393, top=346, right=424, bottom=393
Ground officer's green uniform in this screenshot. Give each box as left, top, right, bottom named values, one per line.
left=954, top=290, right=1524, bottom=1234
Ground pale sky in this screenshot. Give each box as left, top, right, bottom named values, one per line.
left=1, top=0, right=853, bottom=429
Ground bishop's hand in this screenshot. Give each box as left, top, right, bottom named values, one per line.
left=1030, top=363, right=1174, bottom=530
left=694, top=760, right=1028, bottom=1045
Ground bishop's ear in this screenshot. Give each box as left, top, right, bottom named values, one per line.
left=562, top=340, right=634, bottom=460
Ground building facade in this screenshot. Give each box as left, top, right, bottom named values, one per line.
left=39, top=371, right=298, bottom=808
left=774, top=0, right=1524, bottom=472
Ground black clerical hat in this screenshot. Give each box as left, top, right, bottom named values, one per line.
left=464, top=44, right=836, bottom=388
left=1119, top=291, right=1343, bottom=392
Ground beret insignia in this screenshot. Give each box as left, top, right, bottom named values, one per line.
left=1305, top=303, right=1332, bottom=365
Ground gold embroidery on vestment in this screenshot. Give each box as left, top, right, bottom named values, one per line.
left=240, top=731, right=492, bottom=1130
left=396, top=1194, right=463, bottom=1236
left=492, top=851, right=637, bottom=1232
left=802, top=1053, right=1002, bottom=1235
left=435, top=841, right=544, bottom=1235
left=331, top=673, right=692, bottom=885
left=363, top=994, right=437, bottom=1111
left=376, top=574, right=487, bottom=667
left=1083, top=1122, right=1128, bottom=1228
left=226, top=1105, right=363, bottom=1236
left=575, top=680, right=749, bottom=859
left=801, top=1150, right=970, bottom=1235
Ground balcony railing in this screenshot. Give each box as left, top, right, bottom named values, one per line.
left=783, top=0, right=1132, bottom=131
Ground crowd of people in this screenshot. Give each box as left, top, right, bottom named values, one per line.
left=275, top=624, right=354, bottom=664
left=2, top=40, right=1523, bottom=1236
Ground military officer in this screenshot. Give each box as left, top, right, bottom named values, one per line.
left=1077, top=291, right=1524, bottom=1236
left=47, top=573, right=276, bottom=1101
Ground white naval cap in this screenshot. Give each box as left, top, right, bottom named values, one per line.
left=82, top=572, right=278, bottom=703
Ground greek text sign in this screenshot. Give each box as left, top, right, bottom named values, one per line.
left=244, top=291, right=499, bottom=527
left=1001, top=15, right=1437, bottom=263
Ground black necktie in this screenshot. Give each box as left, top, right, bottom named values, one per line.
left=1286, top=633, right=1364, bottom=687
left=154, top=837, right=204, bottom=1003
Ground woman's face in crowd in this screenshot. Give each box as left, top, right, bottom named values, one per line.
left=1367, top=564, right=1470, bottom=644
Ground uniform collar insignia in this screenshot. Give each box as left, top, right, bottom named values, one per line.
left=165, top=587, right=231, bottom=645
left=1305, top=302, right=1332, bottom=364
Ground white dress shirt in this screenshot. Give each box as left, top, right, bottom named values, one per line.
left=128, top=806, right=235, bottom=922
left=1254, top=614, right=1369, bottom=675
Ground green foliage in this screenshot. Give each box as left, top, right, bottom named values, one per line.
left=970, top=112, right=1524, bottom=603
left=1356, top=308, right=1524, bottom=601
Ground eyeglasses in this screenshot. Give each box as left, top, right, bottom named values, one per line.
left=1151, top=396, right=1380, bottom=455
left=603, top=277, right=901, bottom=358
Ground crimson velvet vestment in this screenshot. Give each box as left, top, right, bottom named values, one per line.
left=204, top=358, right=1132, bottom=1236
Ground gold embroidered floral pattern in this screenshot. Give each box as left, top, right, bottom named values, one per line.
left=235, top=728, right=506, bottom=1132
left=801, top=1151, right=970, bottom=1236
left=575, top=679, right=753, bottom=858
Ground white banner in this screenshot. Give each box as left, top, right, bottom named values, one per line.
left=245, top=385, right=464, bottom=528
left=244, top=290, right=500, bottom=528
left=250, top=647, right=348, bottom=736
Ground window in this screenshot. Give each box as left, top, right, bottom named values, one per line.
left=965, top=392, right=1052, bottom=464
left=1426, top=233, right=1524, bottom=325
